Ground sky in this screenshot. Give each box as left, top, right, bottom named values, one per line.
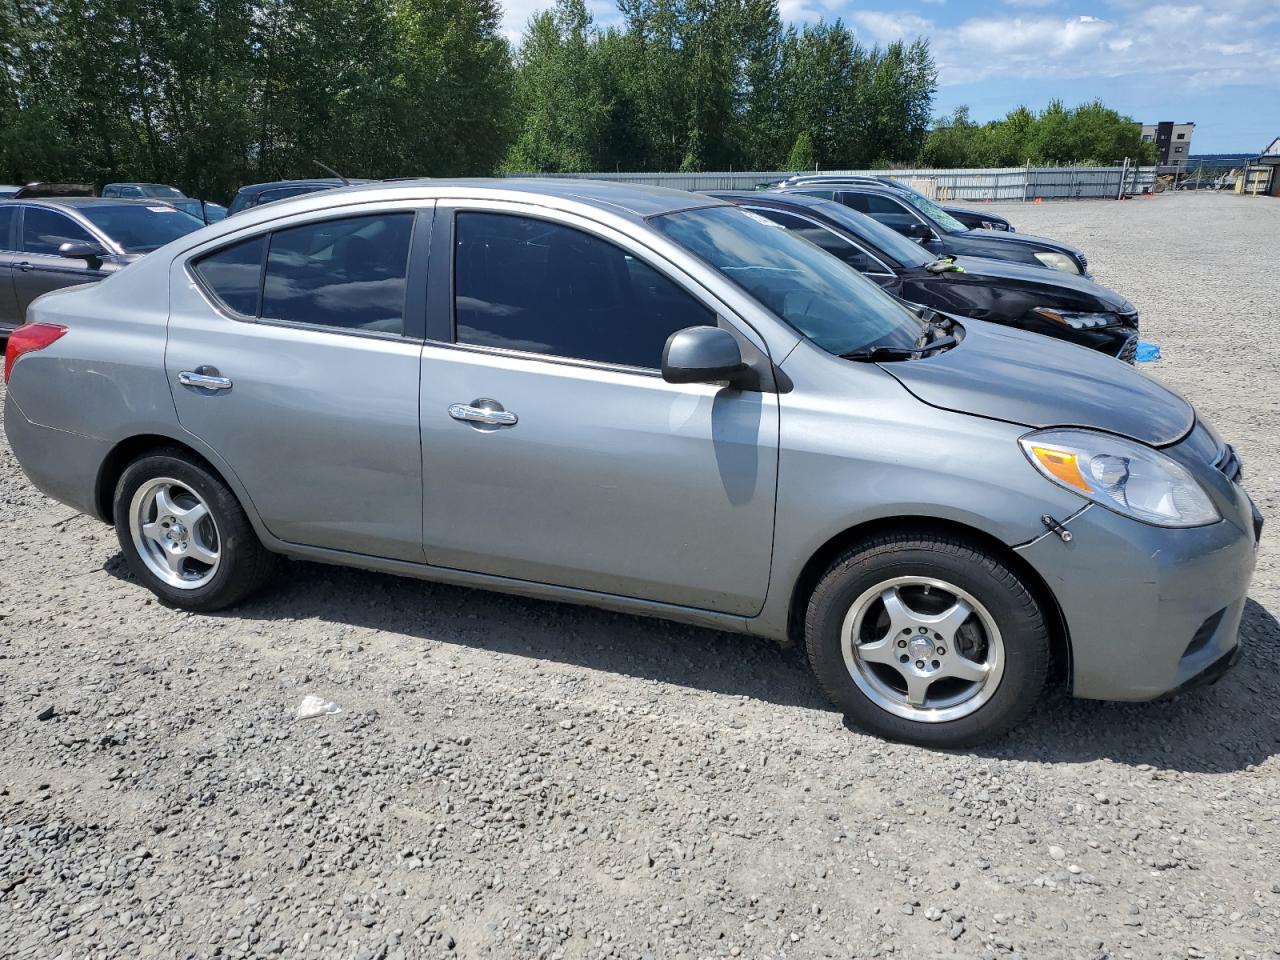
left=499, top=0, right=1280, bottom=155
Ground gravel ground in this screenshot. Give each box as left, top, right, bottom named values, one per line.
left=1, top=192, right=1279, bottom=960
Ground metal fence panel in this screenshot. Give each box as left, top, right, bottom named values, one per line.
left=511, top=166, right=1157, bottom=201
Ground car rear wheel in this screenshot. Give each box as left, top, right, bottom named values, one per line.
left=805, top=531, right=1050, bottom=747
left=114, top=449, right=276, bottom=611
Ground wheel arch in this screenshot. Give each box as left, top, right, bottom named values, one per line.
left=785, top=515, right=1072, bottom=690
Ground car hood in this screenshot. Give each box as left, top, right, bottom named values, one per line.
left=947, top=229, right=1085, bottom=263
left=879, top=319, right=1193, bottom=446
left=945, top=256, right=1132, bottom=311
left=946, top=206, right=1009, bottom=226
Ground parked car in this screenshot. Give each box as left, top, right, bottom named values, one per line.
left=777, top=174, right=1016, bottom=231
left=4, top=180, right=1259, bottom=747
left=11, top=182, right=96, bottom=199
left=227, top=178, right=370, bottom=216
left=774, top=181, right=1089, bottom=275
left=101, top=183, right=228, bottom=224
left=0, top=198, right=205, bottom=332
left=712, top=191, right=1138, bottom=361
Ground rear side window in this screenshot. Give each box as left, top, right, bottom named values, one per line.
left=261, top=214, right=413, bottom=333
left=21, top=207, right=96, bottom=255
left=453, top=212, right=714, bottom=368
left=193, top=236, right=265, bottom=316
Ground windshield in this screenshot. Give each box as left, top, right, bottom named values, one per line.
left=898, top=191, right=967, bottom=233
left=800, top=199, right=934, bottom=268
left=80, top=204, right=205, bottom=253
left=651, top=205, right=926, bottom=356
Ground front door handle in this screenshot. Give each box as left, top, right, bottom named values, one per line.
left=14, top=261, right=33, bottom=272
left=448, top=400, right=517, bottom=427
left=178, top=369, right=233, bottom=391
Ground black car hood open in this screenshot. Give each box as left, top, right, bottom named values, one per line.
left=946, top=256, right=1132, bottom=311
left=880, top=319, right=1193, bottom=446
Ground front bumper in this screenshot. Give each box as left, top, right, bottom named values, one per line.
left=1016, top=483, right=1259, bottom=701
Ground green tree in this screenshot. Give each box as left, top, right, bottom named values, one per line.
left=784, top=130, right=814, bottom=170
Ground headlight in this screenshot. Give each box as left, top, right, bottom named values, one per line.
left=1033, top=251, right=1081, bottom=274
left=1020, top=429, right=1220, bottom=527
left=1032, top=307, right=1121, bottom=330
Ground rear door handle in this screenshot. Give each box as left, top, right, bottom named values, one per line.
left=178, top=370, right=233, bottom=391
left=448, top=401, right=517, bottom=426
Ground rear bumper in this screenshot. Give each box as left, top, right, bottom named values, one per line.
left=4, top=391, right=110, bottom=520
left=1016, top=491, right=1258, bottom=701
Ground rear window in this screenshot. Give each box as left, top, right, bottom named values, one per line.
left=192, top=236, right=265, bottom=316
left=79, top=204, right=204, bottom=253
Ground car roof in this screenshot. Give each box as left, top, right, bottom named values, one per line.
left=709, top=190, right=834, bottom=210
left=235, top=178, right=372, bottom=196
left=2, top=197, right=164, bottom=209
left=223, top=178, right=728, bottom=229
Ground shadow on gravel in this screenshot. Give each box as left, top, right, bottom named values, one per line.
left=104, top=553, right=1280, bottom=771
left=104, top=552, right=830, bottom=711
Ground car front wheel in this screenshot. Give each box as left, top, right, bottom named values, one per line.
left=113, top=449, right=276, bottom=611
left=805, top=530, right=1050, bottom=747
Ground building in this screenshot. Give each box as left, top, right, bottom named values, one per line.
left=1141, top=121, right=1195, bottom=166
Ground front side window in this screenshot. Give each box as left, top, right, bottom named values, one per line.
left=193, top=236, right=265, bottom=316
left=21, top=207, right=96, bottom=255
left=261, top=214, right=413, bottom=333
left=652, top=205, right=925, bottom=357
left=454, top=212, right=714, bottom=368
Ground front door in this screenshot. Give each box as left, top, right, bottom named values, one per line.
left=419, top=207, right=778, bottom=616
left=14, top=206, right=108, bottom=316
left=165, top=206, right=430, bottom=562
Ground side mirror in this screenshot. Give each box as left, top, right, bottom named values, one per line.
left=904, top=222, right=932, bottom=242
left=58, top=240, right=106, bottom=266
left=661, top=326, right=746, bottom=385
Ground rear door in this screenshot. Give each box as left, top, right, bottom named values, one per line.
left=14, top=206, right=109, bottom=315
left=165, top=204, right=431, bottom=561
left=0, top=205, right=19, bottom=328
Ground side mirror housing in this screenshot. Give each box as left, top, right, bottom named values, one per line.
left=58, top=240, right=106, bottom=266
left=661, top=326, right=747, bottom=385
left=904, top=222, right=932, bottom=242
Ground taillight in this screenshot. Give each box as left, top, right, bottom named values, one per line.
left=4, top=323, right=68, bottom=384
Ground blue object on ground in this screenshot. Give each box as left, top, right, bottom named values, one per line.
left=1135, top=341, right=1161, bottom=363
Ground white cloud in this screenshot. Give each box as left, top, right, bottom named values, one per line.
left=848, top=1, right=1280, bottom=89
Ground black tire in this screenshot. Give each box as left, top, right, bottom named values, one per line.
left=804, top=530, right=1050, bottom=748
left=113, top=448, right=276, bottom=611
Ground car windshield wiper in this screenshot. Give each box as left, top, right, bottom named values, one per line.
left=841, top=335, right=957, bottom=362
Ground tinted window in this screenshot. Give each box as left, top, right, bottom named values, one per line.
left=193, top=236, right=265, bottom=316
left=794, top=189, right=835, bottom=200
left=751, top=208, right=886, bottom=274
left=79, top=204, right=204, bottom=253
left=21, top=207, right=96, bottom=255
left=0, top=206, right=16, bottom=250
left=454, top=212, right=715, bottom=368
left=261, top=213, right=413, bottom=333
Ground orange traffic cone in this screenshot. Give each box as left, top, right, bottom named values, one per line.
left=1033, top=197, right=1043, bottom=204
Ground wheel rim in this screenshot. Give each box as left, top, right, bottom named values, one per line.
left=841, top=575, right=1005, bottom=724
left=129, top=477, right=221, bottom=590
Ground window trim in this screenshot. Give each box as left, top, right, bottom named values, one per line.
left=741, top=204, right=898, bottom=277
left=437, top=202, right=738, bottom=378
left=186, top=207, right=430, bottom=342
